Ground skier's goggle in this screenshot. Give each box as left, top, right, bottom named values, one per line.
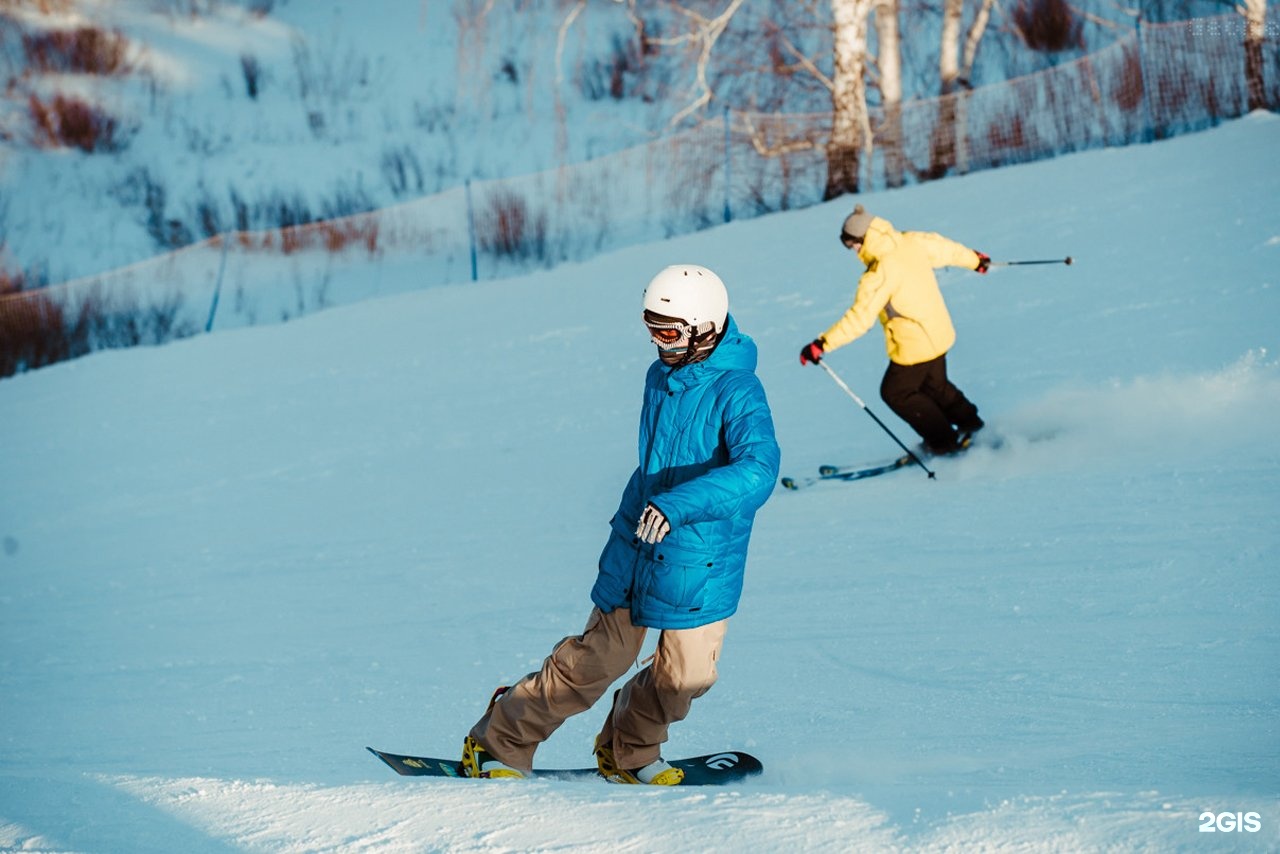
left=648, top=325, right=685, bottom=344
left=643, top=310, right=694, bottom=347
left=840, top=231, right=863, bottom=249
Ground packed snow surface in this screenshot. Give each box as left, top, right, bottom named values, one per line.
left=2, top=114, right=1279, bottom=852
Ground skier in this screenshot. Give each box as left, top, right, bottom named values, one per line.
left=462, top=264, right=780, bottom=784
left=799, top=204, right=990, bottom=455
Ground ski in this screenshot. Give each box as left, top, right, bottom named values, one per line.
left=817, top=455, right=914, bottom=477
left=781, top=429, right=1058, bottom=490
left=367, top=747, right=762, bottom=785
left=780, top=454, right=911, bottom=490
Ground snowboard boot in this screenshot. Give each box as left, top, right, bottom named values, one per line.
left=461, top=686, right=526, bottom=779
left=595, top=740, right=684, bottom=785
left=461, top=736, right=525, bottom=779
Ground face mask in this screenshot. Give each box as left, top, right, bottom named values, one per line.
left=644, top=310, right=720, bottom=367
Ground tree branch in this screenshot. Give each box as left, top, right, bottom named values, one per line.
left=657, top=0, right=749, bottom=128
left=740, top=110, right=820, bottom=157
left=777, top=30, right=834, bottom=92
left=555, top=0, right=587, bottom=85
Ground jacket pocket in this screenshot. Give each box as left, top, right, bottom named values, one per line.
left=641, top=544, right=714, bottom=613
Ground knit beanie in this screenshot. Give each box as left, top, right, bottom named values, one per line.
left=841, top=204, right=874, bottom=241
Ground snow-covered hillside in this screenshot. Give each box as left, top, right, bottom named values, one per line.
left=1, top=0, right=663, bottom=282
left=2, top=111, right=1278, bottom=851
left=2, top=0, right=1166, bottom=288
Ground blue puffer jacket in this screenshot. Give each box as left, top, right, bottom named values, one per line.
left=591, top=315, right=780, bottom=629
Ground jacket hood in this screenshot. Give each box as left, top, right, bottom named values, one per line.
left=858, top=216, right=900, bottom=264
left=655, top=314, right=756, bottom=390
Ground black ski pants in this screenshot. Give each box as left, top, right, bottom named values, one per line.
left=880, top=353, right=982, bottom=452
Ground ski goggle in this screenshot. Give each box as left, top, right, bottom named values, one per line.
left=840, top=231, right=863, bottom=249
left=643, top=310, right=694, bottom=349
left=649, top=325, right=685, bottom=345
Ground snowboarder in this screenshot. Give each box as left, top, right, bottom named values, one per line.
left=799, top=204, right=990, bottom=455
left=462, top=264, right=781, bottom=784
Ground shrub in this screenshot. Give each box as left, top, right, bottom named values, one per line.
left=581, top=33, right=643, bottom=102
left=22, top=26, right=133, bottom=76
left=381, top=144, right=425, bottom=198
left=0, top=264, right=62, bottom=377
left=0, top=291, right=69, bottom=378
left=1110, top=43, right=1145, bottom=113
left=985, top=109, right=1028, bottom=162
left=239, top=53, right=262, bottom=99
left=318, top=217, right=380, bottom=254
left=1012, top=0, right=1084, bottom=54
left=264, top=215, right=379, bottom=256
left=64, top=286, right=194, bottom=354
left=0, top=257, right=203, bottom=377
left=192, top=186, right=224, bottom=239
left=0, top=264, right=47, bottom=297
left=28, top=93, right=135, bottom=152
left=478, top=190, right=547, bottom=262
left=318, top=178, right=374, bottom=221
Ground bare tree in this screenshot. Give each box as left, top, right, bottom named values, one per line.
left=874, top=0, right=904, bottom=188
left=601, top=0, right=884, bottom=199
left=598, top=0, right=1005, bottom=198
left=622, top=0, right=749, bottom=128
left=929, top=0, right=996, bottom=178
left=825, top=0, right=876, bottom=199
left=940, top=0, right=965, bottom=96
left=1241, top=0, right=1268, bottom=111
left=554, top=0, right=588, bottom=165
left=961, top=0, right=997, bottom=83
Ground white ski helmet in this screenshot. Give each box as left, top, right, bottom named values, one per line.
left=642, top=264, right=729, bottom=333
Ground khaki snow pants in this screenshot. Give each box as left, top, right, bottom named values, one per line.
left=468, top=606, right=727, bottom=773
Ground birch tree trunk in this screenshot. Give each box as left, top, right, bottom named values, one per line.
left=875, top=0, right=904, bottom=188
left=929, top=0, right=993, bottom=179
left=961, top=0, right=996, bottom=81
left=955, top=0, right=996, bottom=174
left=825, top=0, right=875, bottom=199
left=939, top=0, right=963, bottom=96
left=928, top=0, right=964, bottom=178
left=1242, top=0, right=1268, bottom=111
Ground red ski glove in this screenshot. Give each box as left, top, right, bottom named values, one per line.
left=975, top=252, right=991, bottom=274
left=799, top=338, right=825, bottom=366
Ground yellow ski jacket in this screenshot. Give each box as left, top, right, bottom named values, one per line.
left=820, top=216, right=981, bottom=366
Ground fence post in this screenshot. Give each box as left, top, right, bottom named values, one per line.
left=723, top=105, right=732, bottom=224
left=465, top=178, right=478, bottom=282
left=205, top=234, right=230, bottom=333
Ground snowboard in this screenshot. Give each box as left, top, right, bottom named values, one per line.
left=366, top=746, right=763, bottom=785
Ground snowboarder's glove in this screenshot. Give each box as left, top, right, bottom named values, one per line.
left=799, top=338, right=825, bottom=366
left=635, top=503, right=671, bottom=544
left=975, top=252, right=991, bottom=274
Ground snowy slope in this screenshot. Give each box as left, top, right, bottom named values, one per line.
left=0, top=0, right=664, bottom=282
left=2, top=113, right=1279, bottom=852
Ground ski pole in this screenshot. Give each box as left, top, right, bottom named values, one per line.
left=989, top=256, right=1073, bottom=267
left=817, top=360, right=935, bottom=480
